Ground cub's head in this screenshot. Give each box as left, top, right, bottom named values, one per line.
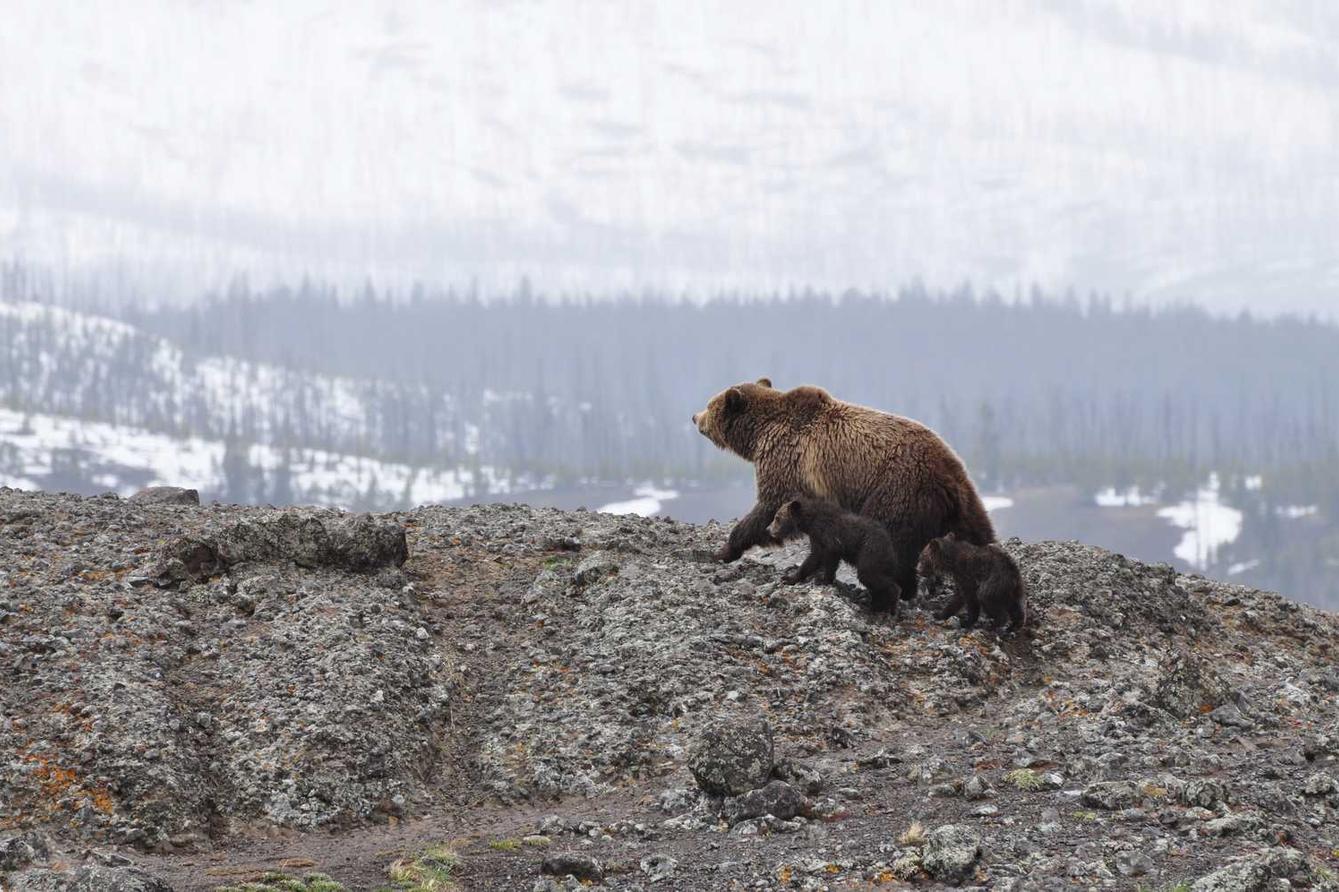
left=767, top=498, right=806, bottom=542
left=691, top=378, right=775, bottom=458
left=916, top=532, right=957, bottom=576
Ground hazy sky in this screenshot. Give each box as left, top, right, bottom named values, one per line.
left=2, top=1, right=1338, bottom=313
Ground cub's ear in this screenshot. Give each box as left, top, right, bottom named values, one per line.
left=724, top=387, right=746, bottom=414
left=787, top=498, right=802, bottom=514
left=756, top=377, right=773, bottom=388
left=943, top=531, right=957, bottom=542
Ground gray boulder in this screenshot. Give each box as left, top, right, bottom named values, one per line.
left=541, top=853, right=604, bottom=882
left=1153, top=652, right=1230, bottom=719
left=129, top=486, right=199, bottom=506
left=156, top=512, right=408, bottom=581
left=1081, top=780, right=1137, bottom=810
left=722, top=780, right=808, bottom=824
left=922, top=824, right=981, bottom=885
left=688, top=717, right=774, bottom=796
left=1190, top=846, right=1308, bottom=891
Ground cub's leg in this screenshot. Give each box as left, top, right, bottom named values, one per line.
left=782, top=543, right=826, bottom=584
left=883, top=525, right=923, bottom=602
left=815, top=554, right=841, bottom=584
left=958, top=579, right=982, bottom=629
left=857, top=564, right=901, bottom=615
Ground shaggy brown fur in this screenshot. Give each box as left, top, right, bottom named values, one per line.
left=767, top=497, right=902, bottom=613
left=916, top=533, right=1027, bottom=631
left=692, top=379, right=995, bottom=600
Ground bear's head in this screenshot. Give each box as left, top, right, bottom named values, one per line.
left=916, top=532, right=958, bottom=577
left=691, top=378, right=776, bottom=458
left=767, top=498, right=806, bottom=542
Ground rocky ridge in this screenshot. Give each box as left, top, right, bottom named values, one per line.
left=2, top=488, right=1339, bottom=890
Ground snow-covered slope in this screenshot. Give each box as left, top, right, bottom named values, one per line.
left=0, top=406, right=519, bottom=508
left=0, top=300, right=461, bottom=461
left=2, top=2, right=1337, bottom=313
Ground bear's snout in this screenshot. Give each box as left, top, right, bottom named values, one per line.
left=691, top=412, right=699, bottom=425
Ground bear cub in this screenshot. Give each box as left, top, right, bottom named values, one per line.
left=767, top=497, right=902, bottom=613
left=917, top=533, right=1027, bottom=631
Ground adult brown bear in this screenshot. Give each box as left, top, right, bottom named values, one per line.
left=692, top=379, right=994, bottom=608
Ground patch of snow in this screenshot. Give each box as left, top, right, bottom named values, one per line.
left=1277, top=505, right=1318, bottom=519
left=599, top=484, right=680, bottom=517
left=1157, top=473, right=1243, bottom=571
left=1228, top=559, right=1261, bottom=576
left=1094, top=486, right=1159, bottom=507
left=982, top=495, right=1013, bottom=512
left=1244, top=475, right=1264, bottom=490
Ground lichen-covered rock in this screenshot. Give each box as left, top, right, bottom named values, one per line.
left=0, top=832, right=49, bottom=871
left=722, top=780, right=808, bottom=824
left=10, top=865, right=173, bottom=892
left=540, top=852, right=604, bottom=881
left=129, top=486, right=199, bottom=506
left=688, top=717, right=775, bottom=796
left=1153, top=651, right=1231, bottom=719
left=1190, top=846, right=1308, bottom=891
left=325, top=513, right=410, bottom=570
left=571, top=550, right=620, bottom=588
left=1081, top=780, right=1138, bottom=810
left=921, top=824, right=981, bottom=885
left=1182, top=779, right=1230, bottom=809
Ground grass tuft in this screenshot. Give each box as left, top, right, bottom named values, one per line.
left=215, top=873, right=345, bottom=892
left=897, top=821, right=926, bottom=847
left=385, top=844, right=460, bottom=891
left=1003, top=768, right=1043, bottom=791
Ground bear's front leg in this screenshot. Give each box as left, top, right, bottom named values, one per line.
left=716, top=500, right=780, bottom=562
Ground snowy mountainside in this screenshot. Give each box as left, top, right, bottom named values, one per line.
left=0, top=300, right=463, bottom=463
left=0, top=299, right=546, bottom=506
left=0, top=406, right=518, bottom=508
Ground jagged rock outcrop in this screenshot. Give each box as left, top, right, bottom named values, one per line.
left=4, top=488, right=1339, bottom=891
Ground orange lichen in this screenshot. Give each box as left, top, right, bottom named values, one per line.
left=17, top=752, right=116, bottom=820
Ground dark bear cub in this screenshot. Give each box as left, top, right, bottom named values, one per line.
left=766, top=497, right=902, bottom=613
left=917, top=533, right=1027, bottom=631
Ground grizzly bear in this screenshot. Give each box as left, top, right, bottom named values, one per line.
left=692, top=378, right=995, bottom=601
left=916, top=533, right=1027, bottom=631
left=766, top=497, right=902, bottom=613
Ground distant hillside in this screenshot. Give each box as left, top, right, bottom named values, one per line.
left=2, top=287, right=1337, bottom=606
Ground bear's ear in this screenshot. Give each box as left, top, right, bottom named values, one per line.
left=787, top=498, right=802, bottom=514
left=724, top=387, right=746, bottom=414
left=756, top=377, right=773, bottom=388
left=943, top=531, right=957, bottom=542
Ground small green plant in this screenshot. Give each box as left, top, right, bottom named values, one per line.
left=385, top=844, right=459, bottom=891
left=1070, top=809, right=1099, bottom=823
left=487, top=838, right=521, bottom=851
left=216, top=873, right=345, bottom=892
left=1003, top=768, right=1043, bottom=791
